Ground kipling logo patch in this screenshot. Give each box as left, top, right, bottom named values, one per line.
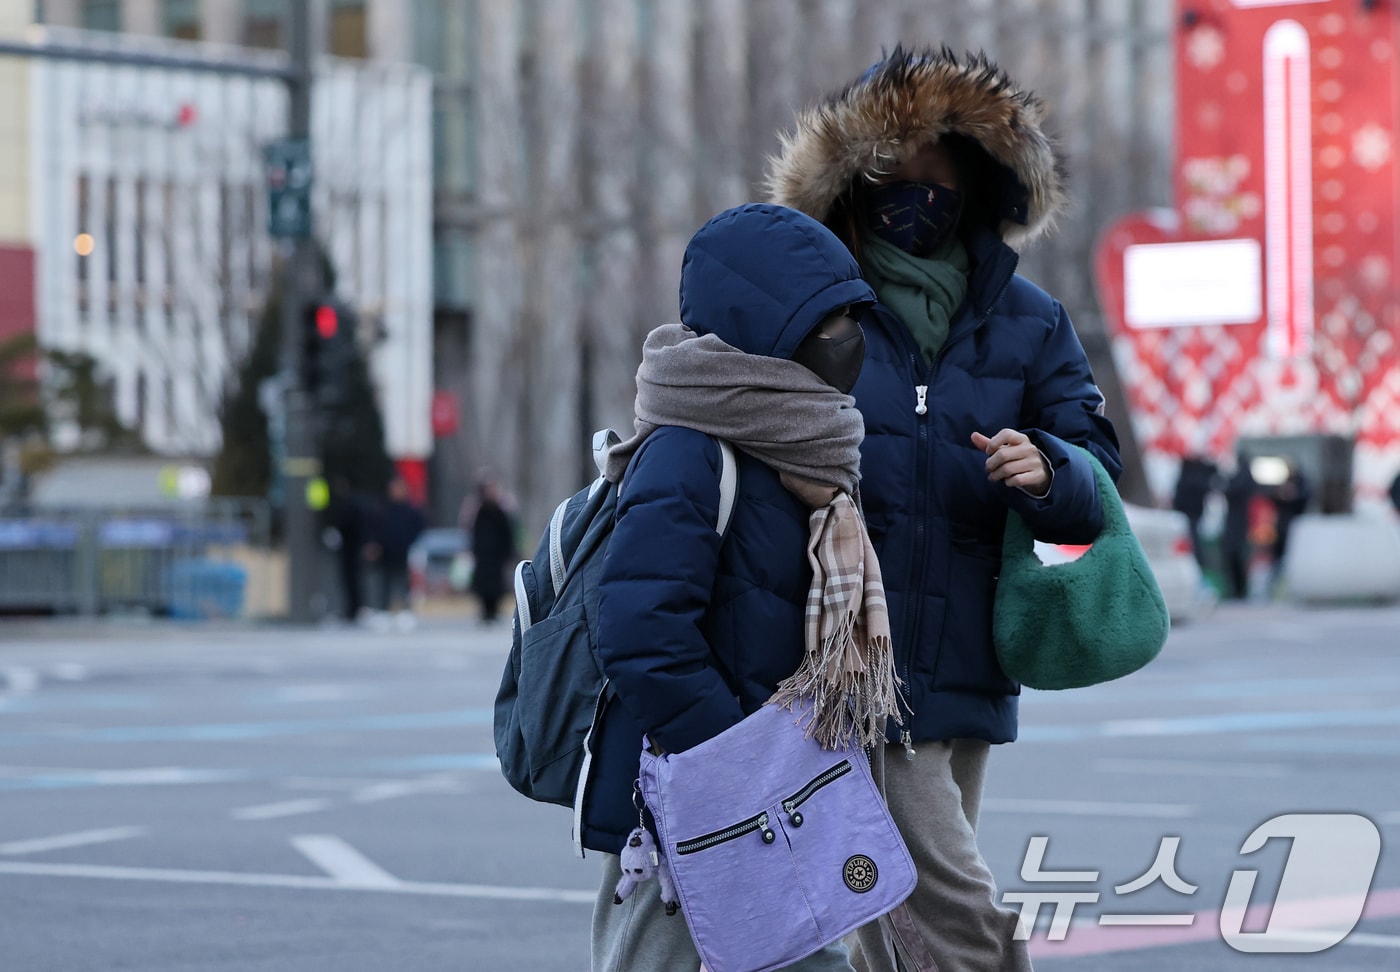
left=843, top=854, right=878, bottom=893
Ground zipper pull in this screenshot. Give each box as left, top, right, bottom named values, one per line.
left=901, top=730, right=916, bottom=761
left=782, top=799, right=804, bottom=828
left=914, top=385, right=928, bottom=416
left=759, top=812, right=776, bottom=844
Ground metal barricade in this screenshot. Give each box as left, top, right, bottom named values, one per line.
left=0, top=519, right=88, bottom=613
left=0, top=499, right=274, bottom=618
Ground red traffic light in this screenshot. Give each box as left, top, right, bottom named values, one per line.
left=314, top=304, right=338, bottom=339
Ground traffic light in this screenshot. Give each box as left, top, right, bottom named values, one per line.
left=301, top=298, right=354, bottom=404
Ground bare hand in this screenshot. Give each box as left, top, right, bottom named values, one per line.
left=971, top=429, right=1051, bottom=494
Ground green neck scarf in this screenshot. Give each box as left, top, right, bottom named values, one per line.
left=861, top=234, right=970, bottom=365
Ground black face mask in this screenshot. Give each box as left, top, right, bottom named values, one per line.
left=865, top=180, right=963, bottom=257
left=793, top=312, right=866, bottom=394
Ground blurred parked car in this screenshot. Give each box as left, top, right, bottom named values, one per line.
left=1033, top=504, right=1211, bottom=624
left=408, top=528, right=472, bottom=599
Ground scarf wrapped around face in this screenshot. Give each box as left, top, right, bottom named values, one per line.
left=606, top=323, right=902, bottom=750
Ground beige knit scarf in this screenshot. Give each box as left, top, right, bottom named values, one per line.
left=605, top=323, right=902, bottom=749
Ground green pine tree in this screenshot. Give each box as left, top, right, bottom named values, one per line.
left=0, top=333, right=45, bottom=442
left=210, top=285, right=280, bottom=498
left=211, top=251, right=394, bottom=502
left=319, top=316, right=395, bottom=497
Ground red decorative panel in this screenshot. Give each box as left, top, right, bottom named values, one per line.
left=1096, top=0, right=1400, bottom=504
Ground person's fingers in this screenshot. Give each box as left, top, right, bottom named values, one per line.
left=974, top=428, right=1029, bottom=453
left=985, top=443, right=1038, bottom=473
left=1004, top=467, right=1049, bottom=490
left=986, top=428, right=1029, bottom=450
left=988, top=454, right=1043, bottom=481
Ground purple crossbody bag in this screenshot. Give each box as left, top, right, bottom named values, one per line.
left=638, top=699, right=916, bottom=972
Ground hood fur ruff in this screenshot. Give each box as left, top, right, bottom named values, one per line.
left=765, top=46, right=1067, bottom=248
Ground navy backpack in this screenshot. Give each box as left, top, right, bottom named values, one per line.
left=494, top=430, right=738, bottom=821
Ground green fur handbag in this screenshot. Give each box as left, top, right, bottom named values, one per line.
left=992, top=448, right=1169, bottom=691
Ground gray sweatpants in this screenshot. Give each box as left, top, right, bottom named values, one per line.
left=846, top=741, right=1033, bottom=972
left=592, top=852, right=857, bottom=972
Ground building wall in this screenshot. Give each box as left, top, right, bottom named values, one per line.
left=0, top=4, right=32, bottom=246
left=0, top=5, right=36, bottom=350
left=28, top=28, right=432, bottom=461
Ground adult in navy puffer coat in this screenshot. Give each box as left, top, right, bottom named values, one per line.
left=767, top=47, right=1122, bottom=971
left=586, top=204, right=877, bottom=972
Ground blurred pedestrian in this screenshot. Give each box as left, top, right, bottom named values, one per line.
left=766, top=46, right=1120, bottom=972
left=327, top=476, right=370, bottom=621
left=462, top=477, right=517, bottom=625
left=365, top=477, right=426, bottom=629
left=1221, top=457, right=1257, bottom=600
left=1268, top=460, right=1310, bottom=593
left=587, top=203, right=889, bottom=971
left=1173, top=455, right=1219, bottom=567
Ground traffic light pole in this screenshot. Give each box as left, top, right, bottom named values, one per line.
left=280, top=3, right=321, bottom=625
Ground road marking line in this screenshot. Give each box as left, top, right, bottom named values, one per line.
left=280, top=777, right=400, bottom=791
left=265, top=685, right=366, bottom=704
left=2, top=668, right=39, bottom=695
left=0, top=860, right=594, bottom=903
left=1028, top=886, right=1400, bottom=958
left=231, top=799, right=331, bottom=821
left=0, top=767, right=247, bottom=790
left=291, top=835, right=401, bottom=888
left=1093, top=758, right=1288, bottom=778
left=351, top=774, right=462, bottom=803
left=982, top=798, right=1196, bottom=819
left=1259, top=929, right=1400, bottom=948
left=0, top=708, right=495, bottom=746
left=0, top=826, right=146, bottom=855
left=1022, top=707, right=1400, bottom=743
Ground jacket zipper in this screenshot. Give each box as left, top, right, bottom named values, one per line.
left=903, top=349, right=929, bottom=759
left=676, top=811, right=774, bottom=855
left=890, top=255, right=1018, bottom=762
left=780, top=761, right=852, bottom=825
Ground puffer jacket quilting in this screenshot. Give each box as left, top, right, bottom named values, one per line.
left=580, top=203, right=877, bottom=854
left=767, top=47, right=1124, bottom=746
left=853, top=226, right=1120, bottom=746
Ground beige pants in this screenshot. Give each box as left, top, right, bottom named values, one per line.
left=847, top=741, right=1033, bottom=972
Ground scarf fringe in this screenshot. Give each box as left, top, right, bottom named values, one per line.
left=770, top=627, right=903, bottom=751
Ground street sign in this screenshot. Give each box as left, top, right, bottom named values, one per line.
left=264, top=138, right=312, bottom=238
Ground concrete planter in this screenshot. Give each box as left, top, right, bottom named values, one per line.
left=1283, top=515, right=1400, bottom=604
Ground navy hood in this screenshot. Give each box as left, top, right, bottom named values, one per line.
left=678, top=203, right=876, bottom=360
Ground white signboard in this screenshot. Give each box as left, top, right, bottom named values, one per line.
left=1123, top=239, right=1263, bottom=329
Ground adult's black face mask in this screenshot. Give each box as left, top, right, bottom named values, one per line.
left=793, top=310, right=866, bottom=394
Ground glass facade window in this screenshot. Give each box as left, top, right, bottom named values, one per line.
left=329, top=0, right=367, bottom=58
left=243, top=0, right=283, bottom=49
left=163, top=0, right=199, bottom=39
left=81, top=0, right=120, bottom=31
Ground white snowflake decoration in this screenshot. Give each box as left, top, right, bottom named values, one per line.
left=1353, top=124, right=1393, bottom=172
left=1187, top=27, right=1227, bottom=71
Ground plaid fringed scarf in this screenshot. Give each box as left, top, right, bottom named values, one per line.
left=769, top=484, right=898, bottom=750
left=605, top=324, right=902, bottom=750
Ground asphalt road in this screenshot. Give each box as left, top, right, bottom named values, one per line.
left=0, top=602, right=1397, bottom=971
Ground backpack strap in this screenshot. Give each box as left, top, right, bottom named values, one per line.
left=547, top=494, right=570, bottom=596
left=714, top=439, right=738, bottom=537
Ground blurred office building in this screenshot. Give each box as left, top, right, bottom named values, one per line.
left=5, top=1, right=432, bottom=494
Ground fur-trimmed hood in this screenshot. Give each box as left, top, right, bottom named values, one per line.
left=765, top=46, right=1067, bottom=248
